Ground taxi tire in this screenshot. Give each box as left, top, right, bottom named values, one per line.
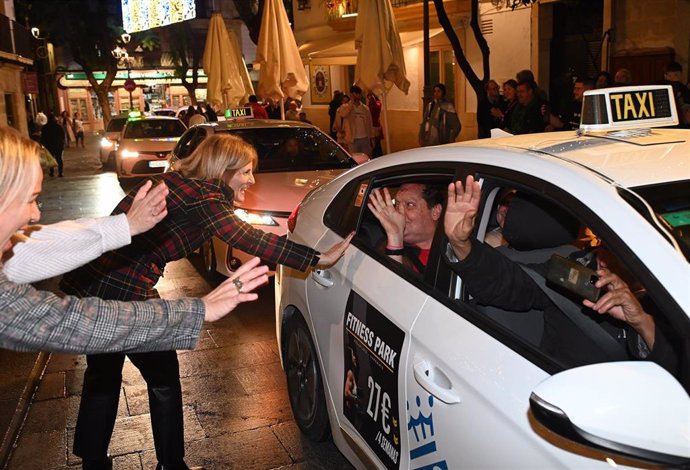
left=283, top=314, right=331, bottom=442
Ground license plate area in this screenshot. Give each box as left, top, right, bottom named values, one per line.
left=149, top=160, right=167, bottom=168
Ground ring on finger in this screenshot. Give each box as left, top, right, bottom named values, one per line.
left=233, top=278, right=244, bottom=293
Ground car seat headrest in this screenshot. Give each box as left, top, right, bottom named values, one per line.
left=502, top=193, right=580, bottom=251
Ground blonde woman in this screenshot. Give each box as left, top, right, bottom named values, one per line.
left=60, top=133, right=353, bottom=470
left=0, top=125, right=268, bottom=353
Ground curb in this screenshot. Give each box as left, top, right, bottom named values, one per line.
left=0, top=352, right=50, bottom=470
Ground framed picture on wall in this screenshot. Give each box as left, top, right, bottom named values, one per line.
left=310, top=65, right=332, bottom=104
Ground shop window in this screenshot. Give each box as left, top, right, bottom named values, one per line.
left=69, top=98, right=88, bottom=121
left=90, top=90, right=103, bottom=120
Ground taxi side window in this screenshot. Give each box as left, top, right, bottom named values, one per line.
left=438, top=173, right=687, bottom=387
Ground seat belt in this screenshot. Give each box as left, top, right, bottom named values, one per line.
left=519, top=265, right=629, bottom=361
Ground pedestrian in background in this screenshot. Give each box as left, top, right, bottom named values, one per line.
left=419, top=83, right=461, bottom=146
left=60, top=110, right=74, bottom=147
left=73, top=112, right=85, bottom=148
left=40, top=112, right=65, bottom=177
left=248, top=95, right=268, bottom=119
left=367, top=91, right=383, bottom=157
left=328, top=90, right=343, bottom=139
left=60, top=134, right=353, bottom=470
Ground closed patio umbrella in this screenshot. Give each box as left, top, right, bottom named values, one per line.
left=203, top=12, right=254, bottom=111
left=256, top=0, right=309, bottom=119
left=354, top=0, right=410, bottom=154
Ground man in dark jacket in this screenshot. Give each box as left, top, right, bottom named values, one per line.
left=40, top=112, right=66, bottom=177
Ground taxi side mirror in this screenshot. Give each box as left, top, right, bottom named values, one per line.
left=529, top=361, right=690, bottom=467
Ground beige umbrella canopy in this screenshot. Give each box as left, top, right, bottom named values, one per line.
left=354, top=0, right=410, bottom=94
left=256, top=0, right=309, bottom=107
left=354, top=0, right=410, bottom=154
left=203, top=12, right=254, bottom=110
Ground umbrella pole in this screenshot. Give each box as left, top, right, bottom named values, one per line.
left=381, top=91, right=391, bottom=155
left=280, top=97, right=286, bottom=120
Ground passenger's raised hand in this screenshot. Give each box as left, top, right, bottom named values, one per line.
left=202, top=257, right=269, bottom=322
left=368, top=187, right=405, bottom=247
left=444, top=175, right=482, bottom=260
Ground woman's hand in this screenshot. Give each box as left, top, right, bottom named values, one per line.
left=367, top=187, right=405, bottom=247
left=316, top=231, right=355, bottom=268
left=126, top=181, right=169, bottom=236
left=202, top=257, right=269, bottom=322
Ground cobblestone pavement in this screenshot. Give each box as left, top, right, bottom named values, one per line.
left=2, top=133, right=352, bottom=470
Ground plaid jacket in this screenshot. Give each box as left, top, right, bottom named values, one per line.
left=60, top=172, right=317, bottom=300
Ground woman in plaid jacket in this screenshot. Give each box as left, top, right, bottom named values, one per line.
left=60, top=134, right=352, bottom=470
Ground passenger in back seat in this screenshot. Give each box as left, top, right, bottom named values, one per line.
left=442, top=175, right=682, bottom=381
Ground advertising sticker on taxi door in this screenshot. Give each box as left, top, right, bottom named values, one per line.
left=343, top=291, right=405, bottom=470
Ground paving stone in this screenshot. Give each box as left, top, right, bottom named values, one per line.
left=64, top=369, right=84, bottom=397
left=46, top=354, right=87, bottom=374
left=195, top=390, right=293, bottom=437
left=35, top=371, right=66, bottom=401
left=22, top=397, right=70, bottom=433
left=233, top=362, right=287, bottom=395
left=179, top=370, right=246, bottom=409
left=271, top=421, right=354, bottom=469
left=177, top=341, right=278, bottom=379
left=10, top=428, right=67, bottom=469
left=155, top=426, right=294, bottom=470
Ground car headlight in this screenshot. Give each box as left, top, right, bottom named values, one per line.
left=234, top=208, right=279, bottom=226
left=100, top=138, right=114, bottom=148
left=121, top=149, right=140, bottom=159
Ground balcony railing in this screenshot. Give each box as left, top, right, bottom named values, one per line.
left=0, top=14, right=34, bottom=64
left=325, top=0, right=423, bottom=20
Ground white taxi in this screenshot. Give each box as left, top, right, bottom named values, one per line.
left=275, top=86, right=690, bottom=469
left=115, top=115, right=186, bottom=179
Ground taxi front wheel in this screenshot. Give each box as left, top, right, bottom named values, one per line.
left=283, top=314, right=331, bottom=442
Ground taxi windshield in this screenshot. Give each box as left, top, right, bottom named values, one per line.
left=227, top=127, right=353, bottom=173
left=125, top=119, right=185, bottom=139
left=627, top=181, right=690, bottom=261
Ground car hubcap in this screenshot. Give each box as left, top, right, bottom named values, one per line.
left=286, top=327, right=317, bottom=423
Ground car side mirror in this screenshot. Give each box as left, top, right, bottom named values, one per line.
left=97, top=129, right=105, bottom=136
left=350, top=152, right=370, bottom=165
left=530, top=361, right=690, bottom=467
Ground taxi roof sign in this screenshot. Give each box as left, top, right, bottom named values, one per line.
left=223, top=106, right=253, bottom=120
left=580, top=85, right=678, bottom=132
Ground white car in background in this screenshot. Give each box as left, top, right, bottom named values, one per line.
left=168, top=119, right=368, bottom=278
left=115, top=115, right=186, bottom=179
left=274, top=86, right=690, bottom=469
left=99, top=115, right=128, bottom=168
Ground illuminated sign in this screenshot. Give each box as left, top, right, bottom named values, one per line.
left=224, top=107, right=253, bottom=119
left=580, top=85, right=678, bottom=132
left=121, top=0, right=196, bottom=33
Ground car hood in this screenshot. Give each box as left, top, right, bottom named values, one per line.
left=119, top=137, right=180, bottom=152
left=240, top=169, right=347, bottom=215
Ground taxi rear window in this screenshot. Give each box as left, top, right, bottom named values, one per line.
left=627, top=181, right=690, bottom=261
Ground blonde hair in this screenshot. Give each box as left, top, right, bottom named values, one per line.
left=176, top=133, right=257, bottom=180
left=0, top=126, right=41, bottom=215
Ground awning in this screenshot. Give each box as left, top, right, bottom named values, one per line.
left=299, top=28, right=444, bottom=65
left=57, top=68, right=209, bottom=89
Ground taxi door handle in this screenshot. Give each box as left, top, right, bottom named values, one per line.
left=413, top=360, right=461, bottom=404
left=311, top=269, right=334, bottom=288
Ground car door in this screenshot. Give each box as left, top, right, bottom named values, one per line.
left=305, top=169, right=453, bottom=470
left=406, top=165, right=690, bottom=469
